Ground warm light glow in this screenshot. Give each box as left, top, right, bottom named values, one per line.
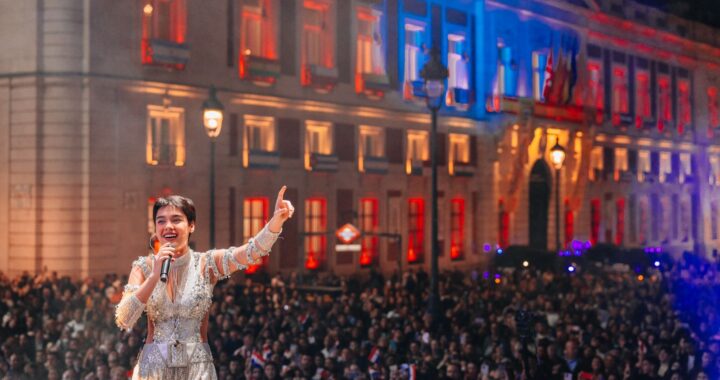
left=550, top=140, right=566, bottom=170
left=143, top=4, right=153, bottom=15
left=203, top=109, right=224, bottom=138
left=522, top=260, right=529, bottom=267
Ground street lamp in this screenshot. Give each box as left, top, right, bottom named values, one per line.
left=202, top=86, right=224, bottom=248
left=420, top=47, right=448, bottom=322
left=549, top=137, right=566, bottom=252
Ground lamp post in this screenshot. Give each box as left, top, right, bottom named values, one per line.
left=420, top=48, right=448, bottom=322
left=550, top=138, right=566, bottom=252
left=202, top=86, right=224, bottom=249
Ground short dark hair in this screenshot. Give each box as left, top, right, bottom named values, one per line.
left=153, top=195, right=196, bottom=224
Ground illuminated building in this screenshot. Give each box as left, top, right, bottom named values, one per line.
left=0, top=0, right=719, bottom=277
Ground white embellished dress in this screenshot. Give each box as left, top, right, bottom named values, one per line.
left=116, top=249, right=238, bottom=380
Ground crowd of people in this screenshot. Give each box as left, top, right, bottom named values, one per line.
left=0, top=252, right=719, bottom=380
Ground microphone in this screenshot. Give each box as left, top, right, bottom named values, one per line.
left=160, top=243, right=175, bottom=283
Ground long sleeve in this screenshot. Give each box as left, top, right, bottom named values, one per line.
left=115, top=256, right=151, bottom=331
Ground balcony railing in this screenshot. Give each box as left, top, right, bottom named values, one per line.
left=302, top=64, right=339, bottom=90
left=143, top=39, right=190, bottom=68
left=308, top=153, right=339, bottom=172
left=239, top=55, right=281, bottom=85
left=246, top=149, right=280, bottom=169
left=362, top=156, right=389, bottom=174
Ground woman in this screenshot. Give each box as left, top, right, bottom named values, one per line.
left=115, top=186, right=294, bottom=379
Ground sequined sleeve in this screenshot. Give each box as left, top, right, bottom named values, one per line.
left=114, top=257, right=150, bottom=331
left=246, top=225, right=281, bottom=264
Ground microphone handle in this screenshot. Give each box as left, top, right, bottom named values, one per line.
left=160, top=257, right=171, bottom=283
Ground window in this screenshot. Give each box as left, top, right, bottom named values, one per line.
left=408, top=198, right=424, bottom=263
left=498, top=200, right=509, bottom=248
left=532, top=51, right=547, bottom=101
left=589, top=146, right=603, bottom=181
left=141, top=0, right=187, bottom=66
left=709, top=87, right=719, bottom=137
left=239, top=0, right=278, bottom=60
left=614, top=148, right=628, bottom=181
left=635, top=71, right=651, bottom=128
left=679, top=153, right=692, bottom=183
left=358, top=126, right=385, bottom=172
left=305, top=121, right=333, bottom=170
left=638, top=150, right=651, bottom=181
left=497, top=42, right=515, bottom=97
left=659, top=152, right=672, bottom=183
left=146, top=105, right=185, bottom=166
left=242, top=115, right=276, bottom=164
left=711, top=156, right=720, bottom=185
left=616, top=198, right=625, bottom=246
left=658, top=76, right=672, bottom=131
left=403, top=22, right=426, bottom=99
left=406, top=130, right=429, bottom=174
left=243, top=197, right=269, bottom=273
left=304, top=198, right=327, bottom=270
left=612, top=66, right=629, bottom=122
left=564, top=201, right=574, bottom=248
left=446, top=33, right=469, bottom=106
left=356, top=6, right=386, bottom=82
left=450, top=198, right=465, bottom=260
left=302, top=0, right=335, bottom=77
left=359, top=198, right=379, bottom=266
left=677, top=80, right=691, bottom=134
left=449, top=134, right=470, bottom=175
left=712, top=203, right=718, bottom=240
left=590, top=199, right=600, bottom=245
left=588, top=62, right=604, bottom=110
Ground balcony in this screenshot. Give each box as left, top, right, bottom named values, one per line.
left=357, top=73, right=391, bottom=98
left=447, top=88, right=471, bottom=109
left=308, top=153, right=339, bottom=172
left=488, top=95, right=603, bottom=124
left=361, top=156, right=389, bottom=175
left=143, top=39, right=190, bottom=68
left=451, top=162, right=475, bottom=177
left=407, top=159, right=425, bottom=176
left=239, top=55, right=281, bottom=85
left=617, top=170, right=636, bottom=182
left=302, top=64, right=339, bottom=91
left=246, top=149, right=280, bottom=169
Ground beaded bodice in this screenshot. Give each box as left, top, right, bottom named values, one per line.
left=145, top=251, right=213, bottom=343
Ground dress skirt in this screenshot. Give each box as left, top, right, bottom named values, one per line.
left=131, top=342, right=217, bottom=380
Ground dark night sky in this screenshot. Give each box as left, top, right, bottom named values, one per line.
left=633, top=0, right=720, bottom=28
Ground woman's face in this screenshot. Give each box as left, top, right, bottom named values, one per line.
left=155, top=205, right=195, bottom=254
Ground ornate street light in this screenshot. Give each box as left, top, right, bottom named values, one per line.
left=420, top=47, right=448, bottom=322
left=203, top=86, right=224, bottom=248
left=550, top=138, right=566, bottom=252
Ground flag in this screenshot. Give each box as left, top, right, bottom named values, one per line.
left=550, top=48, right=567, bottom=104
left=401, top=364, right=417, bottom=380
left=369, top=368, right=381, bottom=379
left=368, top=347, right=381, bottom=364
left=250, top=352, right=266, bottom=368
left=262, top=345, right=272, bottom=360
left=542, top=49, right=554, bottom=101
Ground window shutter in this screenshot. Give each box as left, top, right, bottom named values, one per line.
left=280, top=0, right=296, bottom=75
left=386, top=128, right=403, bottom=164
left=335, top=123, right=355, bottom=162
left=278, top=118, right=301, bottom=158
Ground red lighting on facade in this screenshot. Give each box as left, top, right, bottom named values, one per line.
left=359, top=198, right=379, bottom=267
left=305, top=198, right=326, bottom=270
left=498, top=200, right=509, bottom=248
left=564, top=200, right=574, bottom=248
left=407, top=198, right=424, bottom=263
left=591, top=199, right=600, bottom=246
left=616, top=198, right=625, bottom=246
left=450, top=198, right=465, bottom=260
